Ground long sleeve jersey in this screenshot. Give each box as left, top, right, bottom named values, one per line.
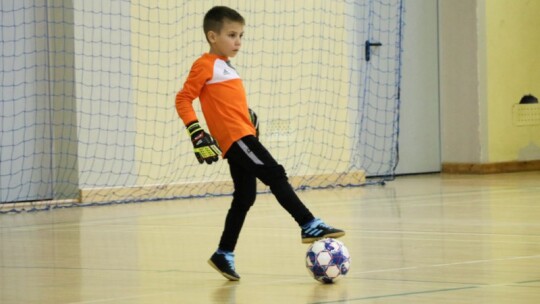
left=175, top=53, right=256, bottom=155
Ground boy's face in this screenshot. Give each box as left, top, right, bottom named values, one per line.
left=207, top=20, right=244, bottom=58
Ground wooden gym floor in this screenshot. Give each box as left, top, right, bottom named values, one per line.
left=1, top=172, right=539, bottom=303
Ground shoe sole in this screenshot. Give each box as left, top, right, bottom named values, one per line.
left=302, top=231, right=346, bottom=244
left=207, top=259, right=240, bottom=281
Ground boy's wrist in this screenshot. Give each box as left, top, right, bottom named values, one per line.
left=186, top=120, right=199, bottom=129
left=186, top=121, right=203, bottom=140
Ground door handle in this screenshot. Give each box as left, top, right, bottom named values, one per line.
left=365, top=40, right=382, bottom=61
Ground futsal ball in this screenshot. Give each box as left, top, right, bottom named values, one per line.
left=305, top=238, right=350, bottom=283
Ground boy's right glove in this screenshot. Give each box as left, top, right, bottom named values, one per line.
left=186, top=121, right=221, bottom=164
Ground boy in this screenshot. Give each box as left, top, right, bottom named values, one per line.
left=175, top=6, right=345, bottom=281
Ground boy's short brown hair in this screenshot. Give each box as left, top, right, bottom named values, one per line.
left=203, top=6, right=245, bottom=41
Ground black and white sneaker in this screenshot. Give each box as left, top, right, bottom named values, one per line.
left=208, top=252, right=240, bottom=281
left=301, top=218, right=345, bottom=244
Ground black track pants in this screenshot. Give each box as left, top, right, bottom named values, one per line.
left=218, top=135, right=315, bottom=252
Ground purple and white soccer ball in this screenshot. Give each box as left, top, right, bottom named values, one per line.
left=305, top=238, right=350, bottom=283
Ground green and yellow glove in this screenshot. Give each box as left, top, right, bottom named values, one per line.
left=186, top=121, right=221, bottom=164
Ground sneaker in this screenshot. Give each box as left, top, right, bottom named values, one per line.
left=301, top=218, right=345, bottom=244
left=208, top=252, right=240, bottom=281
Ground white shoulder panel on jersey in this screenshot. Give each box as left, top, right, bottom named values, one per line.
left=207, top=59, right=241, bottom=84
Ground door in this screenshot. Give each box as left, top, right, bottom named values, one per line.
left=349, top=0, right=404, bottom=178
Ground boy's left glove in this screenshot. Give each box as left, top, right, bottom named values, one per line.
left=248, top=108, right=259, bottom=138
left=186, top=121, right=221, bottom=164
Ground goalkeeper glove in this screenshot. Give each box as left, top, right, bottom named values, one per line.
left=186, top=121, right=221, bottom=164
left=248, top=108, right=259, bottom=138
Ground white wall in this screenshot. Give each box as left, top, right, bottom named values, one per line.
left=396, top=0, right=441, bottom=174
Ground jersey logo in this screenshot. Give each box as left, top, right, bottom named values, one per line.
left=207, top=59, right=240, bottom=84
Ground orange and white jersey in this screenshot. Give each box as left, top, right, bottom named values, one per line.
left=176, top=53, right=256, bottom=155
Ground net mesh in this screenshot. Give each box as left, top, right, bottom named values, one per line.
left=0, top=0, right=403, bottom=212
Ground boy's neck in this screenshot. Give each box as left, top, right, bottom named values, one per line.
left=208, top=50, right=228, bottom=60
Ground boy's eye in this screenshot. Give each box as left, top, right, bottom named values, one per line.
left=228, top=33, right=243, bottom=39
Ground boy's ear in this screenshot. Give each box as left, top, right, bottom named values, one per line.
left=207, top=31, right=217, bottom=43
